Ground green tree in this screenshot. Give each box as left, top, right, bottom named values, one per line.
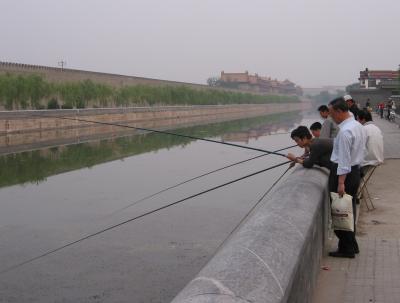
left=207, top=76, right=220, bottom=87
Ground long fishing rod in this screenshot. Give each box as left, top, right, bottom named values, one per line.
left=106, top=144, right=297, bottom=218
left=38, top=114, right=288, bottom=156
left=0, top=160, right=291, bottom=275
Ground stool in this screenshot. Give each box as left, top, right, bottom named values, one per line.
left=357, top=165, right=377, bottom=211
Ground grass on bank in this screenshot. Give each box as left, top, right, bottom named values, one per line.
left=0, top=73, right=300, bottom=110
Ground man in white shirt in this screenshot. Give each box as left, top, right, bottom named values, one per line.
left=328, top=97, right=367, bottom=258
left=357, top=110, right=384, bottom=175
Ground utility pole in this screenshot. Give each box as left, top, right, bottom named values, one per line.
left=58, top=60, right=67, bottom=71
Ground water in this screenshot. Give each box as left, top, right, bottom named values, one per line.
left=0, top=110, right=318, bottom=303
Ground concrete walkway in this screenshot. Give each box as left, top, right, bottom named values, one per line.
left=312, top=115, right=400, bottom=303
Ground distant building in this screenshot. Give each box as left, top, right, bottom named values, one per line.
left=359, top=68, right=399, bottom=89
left=348, top=67, right=400, bottom=107
left=219, top=71, right=302, bottom=95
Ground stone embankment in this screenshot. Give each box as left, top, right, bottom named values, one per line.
left=0, top=103, right=309, bottom=155
left=172, top=164, right=330, bottom=303
left=171, top=113, right=400, bottom=303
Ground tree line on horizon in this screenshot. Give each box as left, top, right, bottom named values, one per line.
left=0, top=73, right=299, bottom=110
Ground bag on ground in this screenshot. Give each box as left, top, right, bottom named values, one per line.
left=330, top=192, right=354, bottom=232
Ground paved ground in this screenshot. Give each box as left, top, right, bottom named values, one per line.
left=312, top=115, right=400, bottom=303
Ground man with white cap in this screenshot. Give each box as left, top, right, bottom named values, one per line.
left=343, top=94, right=360, bottom=120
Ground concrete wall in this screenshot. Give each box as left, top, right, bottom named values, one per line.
left=0, top=103, right=307, bottom=135
left=171, top=166, right=330, bottom=303
left=349, top=89, right=392, bottom=108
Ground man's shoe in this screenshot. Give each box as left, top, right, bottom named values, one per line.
left=329, top=251, right=355, bottom=258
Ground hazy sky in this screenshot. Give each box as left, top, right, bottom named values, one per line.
left=1, top=0, right=399, bottom=87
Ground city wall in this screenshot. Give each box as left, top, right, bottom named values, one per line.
left=0, top=61, right=264, bottom=95
left=349, top=89, right=392, bottom=108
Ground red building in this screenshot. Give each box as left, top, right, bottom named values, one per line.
left=220, top=71, right=302, bottom=95
left=359, top=68, right=399, bottom=89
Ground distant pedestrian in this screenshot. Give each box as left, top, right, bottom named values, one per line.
left=328, top=97, right=366, bottom=258
left=378, top=102, right=384, bottom=118
left=318, top=105, right=338, bottom=138
left=310, top=122, right=322, bottom=138
left=386, top=99, right=393, bottom=119
left=343, top=94, right=360, bottom=120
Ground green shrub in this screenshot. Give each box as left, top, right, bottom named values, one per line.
left=47, top=98, right=60, bottom=109
left=61, top=103, right=73, bottom=109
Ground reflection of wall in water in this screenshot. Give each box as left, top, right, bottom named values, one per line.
left=0, top=111, right=302, bottom=188
left=0, top=104, right=308, bottom=155
left=221, top=114, right=302, bottom=143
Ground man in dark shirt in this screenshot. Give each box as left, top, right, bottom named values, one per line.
left=286, top=126, right=333, bottom=169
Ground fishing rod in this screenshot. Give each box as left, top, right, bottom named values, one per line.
left=37, top=114, right=288, bottom=156
left=0, top=159, right=291, bottom=275
left=208, top=165, right=293, bottom=260
left=105, top=144, right=297, bottom=217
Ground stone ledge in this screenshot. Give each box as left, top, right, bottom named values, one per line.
left=172, top=167, right=329, bottom=303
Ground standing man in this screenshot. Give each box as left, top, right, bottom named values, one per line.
left=343, top=94, right=360, bottom=120
left=318, top=105, right=338, bottom=138
left=378, top=102, right=385, bottom=118
left=328, top=97, right=366, bottom=258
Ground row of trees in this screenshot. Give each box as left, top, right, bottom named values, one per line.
left=307, top=89, right=346, bottom=105
left=0, top=73, right=299, bottom=110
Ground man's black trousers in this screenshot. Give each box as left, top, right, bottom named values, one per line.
left=329, top=164, right=361, bottom=254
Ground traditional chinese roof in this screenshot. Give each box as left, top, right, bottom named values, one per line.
left=360, top=69, right=398, bottom=80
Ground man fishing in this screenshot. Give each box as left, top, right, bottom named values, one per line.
left=286, top=125, right=333, bottom=170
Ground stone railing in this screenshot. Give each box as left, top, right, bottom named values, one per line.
left=171, top=166, right=330, bottom=303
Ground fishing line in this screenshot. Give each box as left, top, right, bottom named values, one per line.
left=209, top=165, right=293, bottom=259
left=0, top=160, right=291, bottom=275
left=37, top=114, right=288, bottom=156
left=105, top=144, right=297, bottom=218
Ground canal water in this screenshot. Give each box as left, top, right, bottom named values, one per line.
left=0, top=110, right=318, bottom=303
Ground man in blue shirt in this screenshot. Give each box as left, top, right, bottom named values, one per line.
left=328, top=97, right=366, bottom=258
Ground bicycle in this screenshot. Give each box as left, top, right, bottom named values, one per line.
left=388, top=109, right=396, bottom=122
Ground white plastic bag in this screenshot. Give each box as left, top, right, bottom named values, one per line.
left=330, top=192, right=354, bottom=232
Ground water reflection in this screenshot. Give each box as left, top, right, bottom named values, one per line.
left=0, top=110, right=315, bottom=303
left=0, top=111, right=301, bottom=188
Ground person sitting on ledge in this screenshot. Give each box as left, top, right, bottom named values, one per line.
left=286, top=126, right=333, bottom=170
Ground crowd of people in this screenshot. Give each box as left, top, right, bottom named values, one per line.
left=286, top=94, right=384, bottom=259
left=377, top=99, right=396, bottom=120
